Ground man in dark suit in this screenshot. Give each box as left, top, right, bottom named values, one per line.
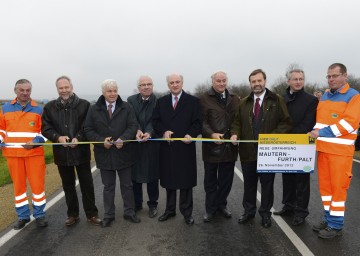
left=152, top=73, right=202, bottom=225
left=274, top=68, right=318, bottom=226
left=84, top=79, right=140, bottom=227
left=231, top=69, right=292, bottom=228
left=127, top=75, right=159, bottom=218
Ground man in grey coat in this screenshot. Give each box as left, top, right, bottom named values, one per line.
left=84, top=79, right=140, bottom=227
left=127, top=75, right=159, bottom=218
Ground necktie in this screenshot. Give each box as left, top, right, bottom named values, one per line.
left=173, top=96, right=178, bottom=110
left=108, top=104, right=113, bottom=119
left=254, top=98, right=260, bottom=120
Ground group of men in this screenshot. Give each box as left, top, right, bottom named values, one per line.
left=1, top=63, right=359, bottom=240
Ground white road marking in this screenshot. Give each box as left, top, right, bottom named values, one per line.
left=0, top=166, right=98, bottom=248
left=234, top=166, right=315, bottom=256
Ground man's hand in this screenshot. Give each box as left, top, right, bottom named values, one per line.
left=58, top=136, right=70, bottom=147
left=114, top=138, right=124, bottom=149
left=136, top=130, right=144, bottom=141
left=230, top=135, right=238, bottom=145
left=163, top=130, right=174, bottom=142
left=141, top=132, right=151, bottom=141
left=69, top=138, right=78, bottom=148
left=136, top=130, right=151, bottom=142
left=104, top=137, right=113, bottom=149
left=309, top=130, right=319, bottom=139
left=211, top=133, right=224, bottom=145
left=22, top=140, right=35, bottom=150
left=182, top=134, right=192, bottom=144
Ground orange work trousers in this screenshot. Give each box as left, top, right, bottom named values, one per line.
left=6, top=155, right=46, bottom=219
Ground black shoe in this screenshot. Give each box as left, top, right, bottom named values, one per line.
left=292, top=216, right=305, bottom=226
left=135, top=205, right=143, bottom=212
left=262, top=216, right=272, bottom=228
left=36, top=217, right=48, bottom=228
left=149, top=207, right=158, bottom=218
left=220, top=207, right=232, bottom=218
left=102, top=217, right=115, bottom=228
left=273, top=208, right=294, bottom=216
left=158, top=212, right=176, bottom=222
left=124, top=214, right=141, bottom=223
left=14, top=219, right=30, bottom=230
left=185, top=216, right=194, bottom=225
left=203, top=213, right=214, bottom=223
left=238, top=214, right=255, bottom=224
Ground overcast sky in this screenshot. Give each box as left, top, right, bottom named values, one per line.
left=1, top=0, right=359, bottom=100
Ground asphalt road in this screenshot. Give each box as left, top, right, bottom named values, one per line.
left=1, top=144, right=359, bottom=256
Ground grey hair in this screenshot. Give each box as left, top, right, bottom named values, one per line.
left=211, top=71, right=227, bottom=83
left=15, top=79, right=32, bottom=89
left=286, top=68, right=305, bottom=81
left=101, top=79, right=118, bottom=92
left=55, top=75, right=73, bottom=87
left=137, top=75, right=153, bottom=86
left=166, top=74, right=183, bottom=83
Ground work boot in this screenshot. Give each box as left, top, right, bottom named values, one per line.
left=318, top=227, right=342, bottom=239
left=312, top=220, right=327, bottom=232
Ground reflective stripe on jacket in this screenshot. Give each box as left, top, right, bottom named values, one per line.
left=314, top=83, right=360, bottom=156
left=0, top=98, right=45, bottom=157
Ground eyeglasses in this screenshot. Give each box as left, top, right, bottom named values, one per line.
left=138, top=83, right=153, bottom=87
left=326, top=74, right=342, bottom=80
left=290, top=78, right=304, bottom=82
left=169, top=80, right=181, bottom=85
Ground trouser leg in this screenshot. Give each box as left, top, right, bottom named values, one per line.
left=165, top=189, right=176, bottom=214
left=217, top=161, right=235, bottom=210
left=281, top=173, right=296, bottom=210
left=241, top=161, right=258, bottom=215
left=146, top=180, right=159, bottom=208
left=258, top=173, right=275, bottom=217
left=118, top=167, right=135, bottom=216
left=294, top=173, right=310, bottom=217
left=132, top=182, right=143, bottom=207
left=179, top=188, right=193, bottom=219
left=58, top=165, right=79, bottom=217
left=7, top=157, right=30, bottom=220
left=203, top=162, right=218, bottom=214
left=76, top=162, right=98, bottom=218
left=100, top=169, right=116, bottom=219
left=25, top=156, right=46, bottom=219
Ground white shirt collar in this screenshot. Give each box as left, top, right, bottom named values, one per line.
left=254, top=91, right=265, bottom=105
left=172, top=91, right=182, bottom=100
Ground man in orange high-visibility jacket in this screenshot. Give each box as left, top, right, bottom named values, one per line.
left=0, top=79, right=48, bottom=230
left=310, top=63, right=360, bottom=239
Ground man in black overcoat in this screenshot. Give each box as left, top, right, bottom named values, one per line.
left=274, top=68, right=318, bottom=226
left=127, top=75, right=159, bottom=218
left=84, top=79, right=140, bottom=227
left=152, top=73, right=202, bottom=225
left=42, top=76, right=101, bottom=227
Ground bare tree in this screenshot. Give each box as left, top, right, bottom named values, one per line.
left=228, top=83, right=251, bottom=99
left=271, top=76, right=288, bottom=96
left=347, top=74, right=360, bottom=91
left=194, top=82, right=211, bottom=98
